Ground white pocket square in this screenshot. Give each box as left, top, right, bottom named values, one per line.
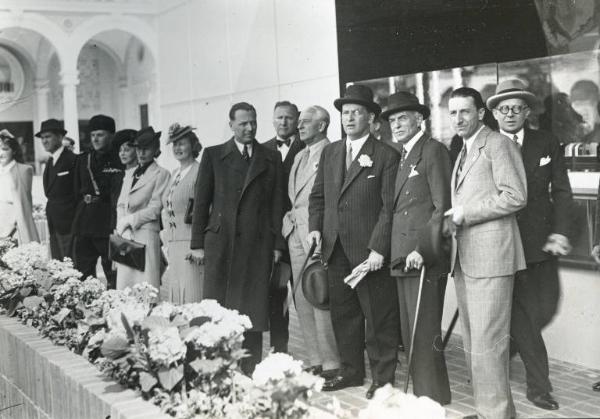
left=367, top=175, right=376, bottom=179
left=539, top=156, right=551, bottom=166
left=57, top=171, right=69, bottom=176
left=408, top=169, right=419, bottom=178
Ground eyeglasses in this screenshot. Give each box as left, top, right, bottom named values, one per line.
left=496, top=105, right=528, bottom=115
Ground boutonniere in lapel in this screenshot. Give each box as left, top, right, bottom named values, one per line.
left=539, top=155, right=551, bottom=166
left=408, top=164, right=419, bottom=178
left=357, top=154, right=373, bottom=168
left=313, top=162, right=319, bottom=171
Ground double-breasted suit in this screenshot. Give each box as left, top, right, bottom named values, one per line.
left=450, top=125, right=527, bottom=419
left=190, top=139, right=284, bottom=332
left=309, top=135, right=400, bottom=385
left=511, top=128, right=573, bottom=399
left=282, top=138, right=339, bottom=371
left=390, top=134, right=451, bottom=404
left=116, top=161, right=170, bottom=290
left=43, top=147, right=77, bottom=260
left=262, top=135, right=305, bottom=352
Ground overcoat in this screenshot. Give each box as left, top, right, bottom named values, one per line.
left=8, top=163, right=39, bottom=244
left=190, top=139, right=284, bottom=331
left=43, top=148, right=77, bottom=235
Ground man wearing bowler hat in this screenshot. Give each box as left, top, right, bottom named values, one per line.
left=36, top=119, right=77, bottom=261
left=72, top=115, right=124, bottom=288
left=385, top=91, right=451, bottom=405
left=489, top=79, right=573, bottom=411
left=308, top=84, right=399, bottom=398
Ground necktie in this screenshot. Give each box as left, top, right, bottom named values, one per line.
left=513, top=134, right=520, bottom=147
left=277, top=138, right=291, bottom=147
left=47, top=156, right=53, bottom=169
left=242, top=144, right=250, bottom=162
left=346, top=141, right=353, bottom=171
left=400, top=146, right=407, bottom=168
left=455, top=145, right=467, bottom=186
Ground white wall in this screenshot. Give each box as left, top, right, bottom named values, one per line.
left=156, top=0, right=340, bottom=170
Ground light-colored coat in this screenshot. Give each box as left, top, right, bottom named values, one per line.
left=450, top=125, right=527, bottom=278
left=116, top=161, right=170, bottom=289
left=9, top=163, right=39, bottom=244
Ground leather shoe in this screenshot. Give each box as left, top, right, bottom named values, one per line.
left=593, top=381, right=600, bottom=392
left=320, top=368, right=339, bottom=380
left=304, top=365, right=322, bottom=375
left=366, top=383, right=384, bottom=399
left=527, top=393, right=559, bottom=410
left=322, top=375, right=363, bottom=392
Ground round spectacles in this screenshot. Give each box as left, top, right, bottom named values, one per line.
left=496, top=105, right=528, bottom=115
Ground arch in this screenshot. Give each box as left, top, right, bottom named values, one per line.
left=79, top=39, right=126, bottom=80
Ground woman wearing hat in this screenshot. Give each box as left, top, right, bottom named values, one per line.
left=114, top=129, right=138, bottom=172
left=115, top=126, right=170, bottom=289
left=0, top=130, right=39, bottom=244
left=160, top=123, right=203, bottom=303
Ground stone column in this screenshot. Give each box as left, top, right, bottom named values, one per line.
left=60, top=70, right=80, bottom=152
left=33, top=79, right=50, bottom=172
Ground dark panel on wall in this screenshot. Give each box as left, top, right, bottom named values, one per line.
left=336, top=0, right=548, bottom=85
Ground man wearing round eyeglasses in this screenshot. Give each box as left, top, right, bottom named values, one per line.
left=489, top=79, right=573, bottom=412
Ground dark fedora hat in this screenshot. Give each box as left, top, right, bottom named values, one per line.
left=302, top=260, right=329, bottom=310
left=132, top=126, right=161, bottom=148
left=334, top=84, right=382, bottom=116
left=35, top=119, right=67, bottom=137
left=380, top=91, right=430, bottom=121
left=113, top=129, right=137, bottom=150
left=167, top=123, right=198, bottom=145
left=486, top=79, right=538, bottom=110
left=89, top=114, right=116, bottom=134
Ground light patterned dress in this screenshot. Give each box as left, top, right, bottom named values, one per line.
left=160, top=160, right=203, bottom=303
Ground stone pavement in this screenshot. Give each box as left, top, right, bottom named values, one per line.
left=264, top=306, right=600, bottom=418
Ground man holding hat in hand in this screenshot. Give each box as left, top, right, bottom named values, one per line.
left=308, top=84, right=399, bottom=398
left=385, top=91, right=452, bottom=405
left=489, top=79, right=573, bottom=411
left=36, top=119, right=77, bottom=261
left=72, top=114, right=124, bottom=288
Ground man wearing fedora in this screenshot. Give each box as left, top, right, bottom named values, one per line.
left=308, top=84, right=400, bottom=398
left=283, top=105, right=340, bottom=378
left=72, top=114, right=124, bottom=288
left=263, top=100, right=305, bottom=354
left=445, top=87, right=527, bottom=419
left=36, top=119, right=77, bottom=261
left=385, top=91, right=452, bottom=405
left=489, top=79, right=573, bottom=411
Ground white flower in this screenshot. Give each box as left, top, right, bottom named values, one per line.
left=148, top=326, right=187, bottom=366
left=151, top=302, right=178, bottom=319
left=359, top=384, right=445, bottom=419
left=357, top=154, right=373, bottom=167
left=252, top=353, right=303, bottom=386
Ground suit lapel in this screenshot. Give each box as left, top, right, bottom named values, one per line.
left=295, top=141, right=326, bottom=197
left=130, top=161, right=157, bottom=193
left=242, top=140, right=268, bottom=195
left=456, top=126, right=488, bottom=190
left=340, top=136, right=375, bottom=198
left=44, top=149, right=70, bottom=194
left=394, top=135, right=426, bottom=204
left=520, top=128, right=540, bottom=173
left=221, top=138, right=249, bottom=176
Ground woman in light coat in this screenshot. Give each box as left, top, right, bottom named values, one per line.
left=115, top=126, right=170, bottom=289
left=161, top=123, right=204, bottom=303
left=0, top=130, right=39, bottom=244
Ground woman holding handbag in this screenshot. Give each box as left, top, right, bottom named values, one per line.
left=0, top=130, right=39, bottom=244
left=160, top=123, right=203, bottom=303
left=115, top=126, right=170, bottom=289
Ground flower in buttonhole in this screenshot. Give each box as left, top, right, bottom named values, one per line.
left=251, top=352, right=303, bottom=386
left=148, top=326, right=187, bottom=366
left=357, top=154, right=373, bottom=167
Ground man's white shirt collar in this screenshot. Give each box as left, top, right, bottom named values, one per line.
left=234, top=139, right=253, bottom=157
left=402, top=130, right=424, bottom=155
left=463, top=125, right=485, bottom=153
left=51, top=146, right=65, bottom=163
left=347, top=133, right=369, bottom=160
left=500, top=128, right=524, bottom=147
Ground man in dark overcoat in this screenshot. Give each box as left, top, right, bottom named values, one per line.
left=262, top=100, right=305, bottom=353
left=72, top=115, right=124, bottom=288
left=190, top=102, right=284, bottom=375
left=385, top=91, right=452, bottom=405
left=36, top=119, right=77, bottom=260
left=308, top=84, right=400, bottom=399
left=489, top=79, right=573, bottom=411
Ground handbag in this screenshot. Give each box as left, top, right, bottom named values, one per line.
left=184, top=198, right=194, bottom=224
left=109, top=233, right=146, bottom=271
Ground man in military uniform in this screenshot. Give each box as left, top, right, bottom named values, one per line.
left=72, top=115, right=124, bottom=288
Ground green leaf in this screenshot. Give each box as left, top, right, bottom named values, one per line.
left=189, top=358, right=223, bottom=375
left=141, top=316, right=169, bottom=331
left=19, top=287, right=32, bottom=297
left=52, top=307, right=71, bottom=324
left=157, top=365, right=183, bottom=391
left=139, top=371, right=158, bottom=393
left=120, top=313, right=135, bottom=342
left=22, top=296, right=44, bottom=311
left=101, top=334, right=131, bottom=359
left=189, top=316, right=211, bottom=327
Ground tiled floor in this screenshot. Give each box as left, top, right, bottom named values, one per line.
left=265, top=306, right=600, bottom=419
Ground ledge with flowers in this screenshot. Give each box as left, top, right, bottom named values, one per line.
left=0, top=239, right=446, bottom=419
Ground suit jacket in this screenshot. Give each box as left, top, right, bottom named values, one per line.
left=390, top=135, right=452, bottom=276
left=282, top=138, right=329, bottom=254
left=309, top=135, right=399, bottom=266
left=450, top=126, right=527, bottom=278
left=117, top=161, right=170, bottom=233
left=9, top=163, right=39, bottom=244
left=516, top=128, right=573, bottom=263
left=263, top=135, right=306, bottom=212
left=43, top=148, right=77, bottom=235
left=190, top=139, right=284, bottom=331
left=382, top=138, right=404, bottom=155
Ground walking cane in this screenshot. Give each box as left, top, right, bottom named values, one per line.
left=404, top=265, right=426, bottom=393
left=442, top=309, right=459, bottom=350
